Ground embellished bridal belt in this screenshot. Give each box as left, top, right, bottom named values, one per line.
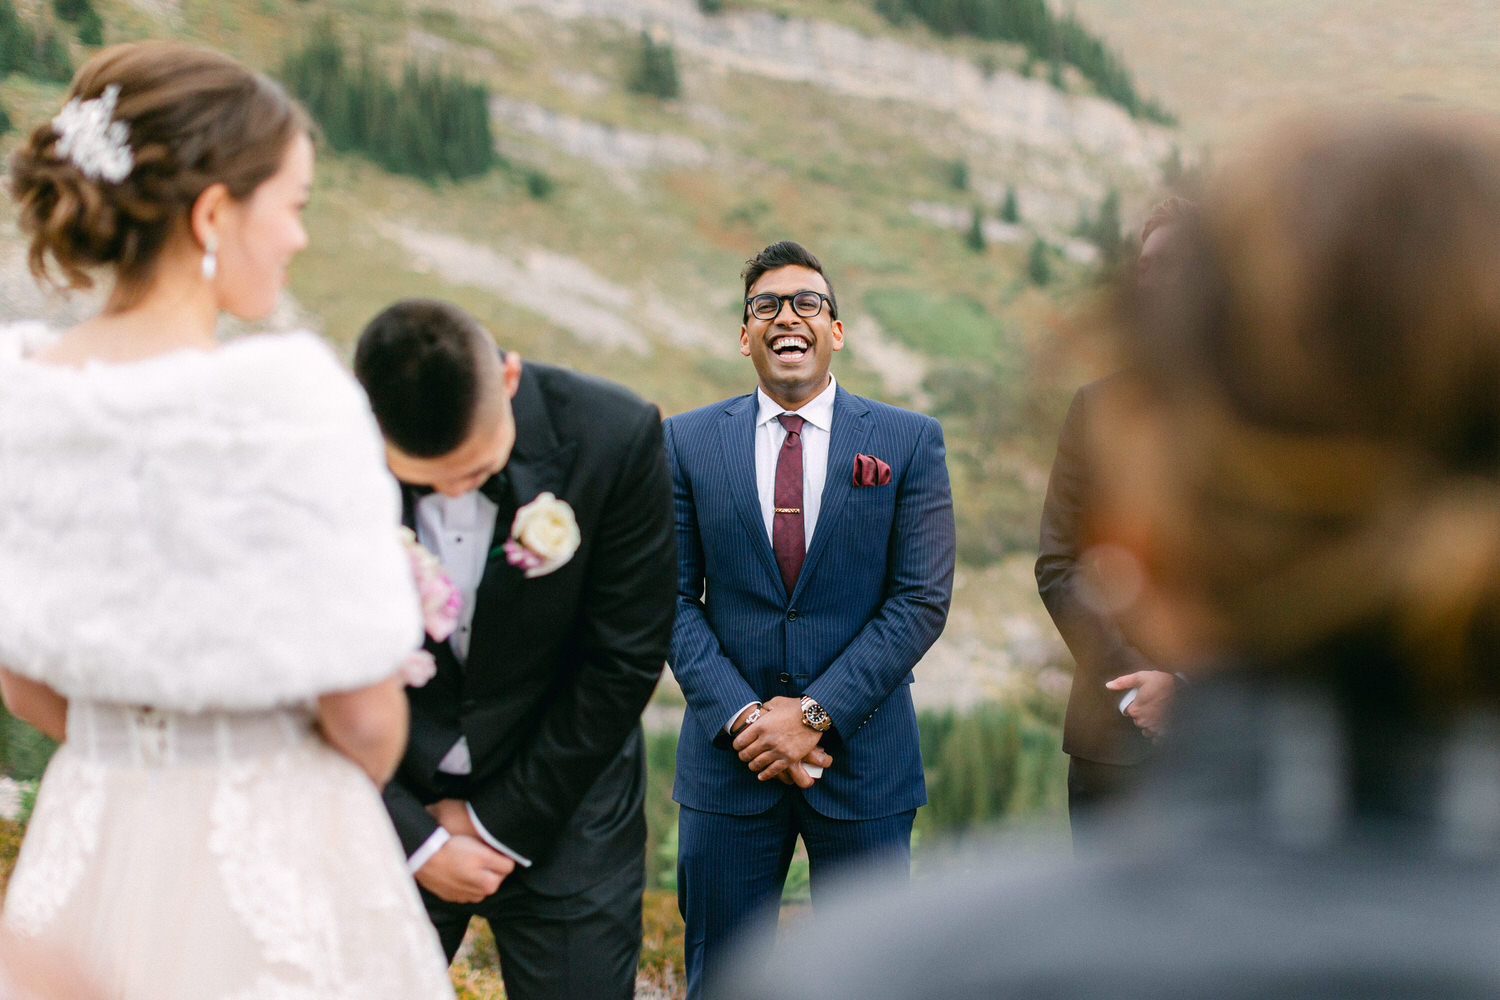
left=66, top=700, right=317, bottom=766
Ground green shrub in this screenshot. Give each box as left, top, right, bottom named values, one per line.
left=1000, top=184, right=1019, bottom=223
left=915, top=701, right=1065, bottom=838
left=76, top=4, right=102, bottom=45
left=964, top=204, right=985, bottom=252
left=629, top=30, right=681, bottom=100
left=524, top=168, right=555, bottom=200
left=947, top=158, right=969, bottom=192
left=645, top=725, right=679, bottom=891
left=1027, top=237, right=1052, bottom=286
left=52, top=0, right=102, bottom=44
left=0, top=1, right=72, bottom=84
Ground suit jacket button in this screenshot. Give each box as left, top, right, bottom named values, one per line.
left=777, top=672, right=792, bottom=685
left=786, top=609, right=799, bottom=621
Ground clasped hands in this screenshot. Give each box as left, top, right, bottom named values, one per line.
left=731, top=696, right=832, bottom=789
left=413, top=797, right=516, bottom=904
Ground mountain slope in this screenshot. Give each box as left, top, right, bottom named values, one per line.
left=1, top=0, right=1178, bottom=704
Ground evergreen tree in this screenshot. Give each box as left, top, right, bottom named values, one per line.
left=964, top=205, right=985, bottom=252
left=52, top=0, right=90, bottom=20
left=1027, top=237, right=1051, bottom=286
left=0, top=100, right=11, bottom=138
left=1000, top=184, right=1019, bottom=223
left=524, top=169, right=554, bottom=199
left=280, top=35, right=496, bottom=183
left=0, top=0, right=20, bottom=77
left=628, top=31, right=680, bottom=100
left=873, top=0, right=1171, bottom=123
left=1, top=1, right=72, bottom=83
left=696, top=0, right=723, bottom=12
left=948, top=158, right=969, bottom=192
left=1089, top=188, right=1123, bottom=265
left=53, top=0, right=102, bottom=41
left=76, top=3, right=102, bottom=45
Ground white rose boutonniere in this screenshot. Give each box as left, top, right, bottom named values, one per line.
left=501, top=492, right=581, bottom=578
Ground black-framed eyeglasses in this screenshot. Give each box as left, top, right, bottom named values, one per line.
left=745, top=290, right=836, bottom=322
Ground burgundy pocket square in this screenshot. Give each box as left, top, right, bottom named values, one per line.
left=852, top=453, right=892, bottom=487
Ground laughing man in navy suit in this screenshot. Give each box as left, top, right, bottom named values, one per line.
left=663, top=241, right=956, bottom=998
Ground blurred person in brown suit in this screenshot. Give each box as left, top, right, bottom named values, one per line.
left=1036, top=196, right=1197, bottom=839
left=726, top=110, right=1500, bottom=1000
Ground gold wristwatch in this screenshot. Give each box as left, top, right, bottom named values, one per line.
left=800, top=695, right=832, bottom=732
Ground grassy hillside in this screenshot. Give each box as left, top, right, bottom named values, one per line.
left=0, top=0, right=1178, bottom=704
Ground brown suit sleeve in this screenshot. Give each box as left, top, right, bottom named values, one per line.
left=1036, top=381, right=1154, bottom=766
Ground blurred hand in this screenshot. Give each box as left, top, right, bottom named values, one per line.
left=1106, top=670, right=1178, bottom=742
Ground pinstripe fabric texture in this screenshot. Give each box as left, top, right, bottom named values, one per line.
left=663, top=385, right=956, bottom=820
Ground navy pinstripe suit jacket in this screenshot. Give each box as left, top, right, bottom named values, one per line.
left=663, top=385, right=955, bottom=819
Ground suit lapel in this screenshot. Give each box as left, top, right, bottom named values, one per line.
left=794, top=386, right=871, bottom=602
left=468, top=365, right=578, bottom=670
left=717, top=394, right=783, bottom=590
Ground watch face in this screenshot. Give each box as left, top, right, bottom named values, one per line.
left=802, top=697, right=831, bottom=732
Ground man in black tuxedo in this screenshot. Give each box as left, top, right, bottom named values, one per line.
left=354, top=298, right=675, bottom=1000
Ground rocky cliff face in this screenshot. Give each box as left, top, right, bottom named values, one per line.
left=468, top=0, right=1173, bottom=229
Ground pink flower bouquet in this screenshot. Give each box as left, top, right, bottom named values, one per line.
left=397, top=527, right=462, bottom=687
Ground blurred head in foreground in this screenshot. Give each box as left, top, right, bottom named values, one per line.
left=1092, top=112, right=1500, bottom=715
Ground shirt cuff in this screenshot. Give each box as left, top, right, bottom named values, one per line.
left=407, top=827, right=451, bottom=875
left=465, top=803, right=533, bottom=868
left=724, top=701, right=760, bottom=735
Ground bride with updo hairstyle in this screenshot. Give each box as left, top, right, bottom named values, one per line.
left=0, top=42, right=455, bottom=998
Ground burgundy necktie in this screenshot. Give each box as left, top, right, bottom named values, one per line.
left=773, top=413, right=806, bottom=597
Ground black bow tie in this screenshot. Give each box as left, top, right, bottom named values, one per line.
left=405, top=471, right=512, bottom=506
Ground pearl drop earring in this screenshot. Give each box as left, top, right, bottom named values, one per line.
left=201, top=232, right=218, bottom=281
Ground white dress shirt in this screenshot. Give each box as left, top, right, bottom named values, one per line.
left=753, top=374, right=836, bottom=549
left=407, top=489, right=531, bottom=873
left=724, top=375, right=839, bottom=738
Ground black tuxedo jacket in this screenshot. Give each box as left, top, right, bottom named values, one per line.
left=383, top=359, right=675, bottom=896
left=1035, top=376, right=1155, bottom=767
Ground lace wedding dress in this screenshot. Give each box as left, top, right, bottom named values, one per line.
left=0, top=326, right=455, bottom=999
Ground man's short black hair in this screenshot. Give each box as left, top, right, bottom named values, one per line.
left=353, top=298, right=495, bottom=459
left=741, top=240, right=838, bottom=322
